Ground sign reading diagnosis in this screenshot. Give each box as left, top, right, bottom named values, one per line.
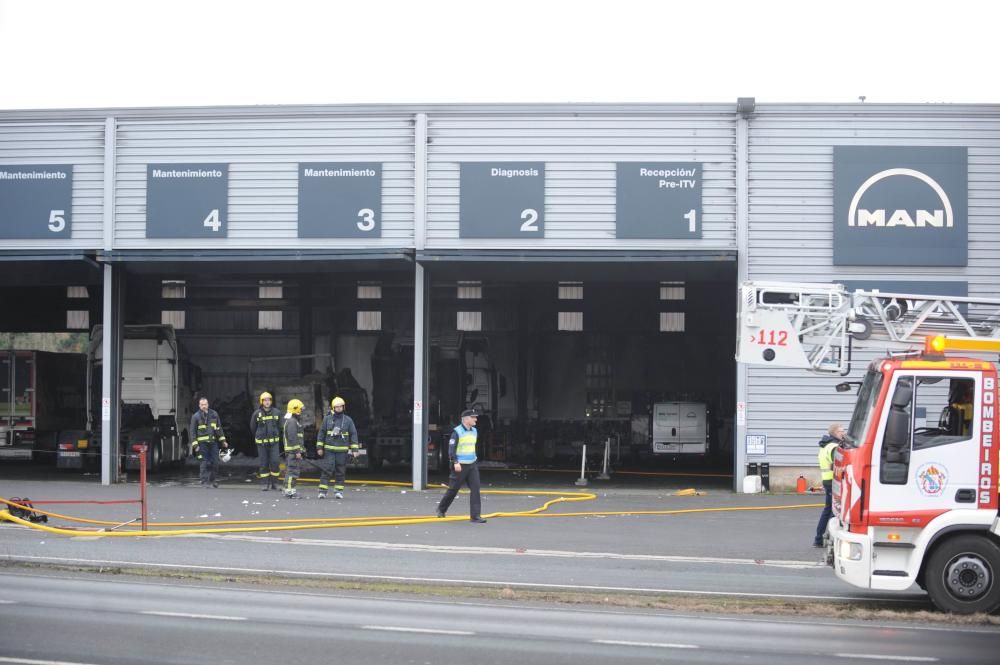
left=0, top=165, right=73, bottom=239
left=145, top=164, right=229, bottom=238
left=298, top=163, right=382, bottom=238
left=460, top=163, right=544, bottom=238
left=833, top=146, right=968, bottom=266
left=616, top=163, right=702, bottom=239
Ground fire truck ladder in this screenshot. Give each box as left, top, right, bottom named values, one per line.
left=738, top=281, right=1000, bottom=375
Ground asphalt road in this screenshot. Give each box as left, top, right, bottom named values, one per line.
left=1, top=572, right=997, bottom=665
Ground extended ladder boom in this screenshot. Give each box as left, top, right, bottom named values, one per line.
left=737, top=281, right=1000, bottom=374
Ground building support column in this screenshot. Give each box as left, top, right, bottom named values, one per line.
left=100, top=264, right=123, bottom=485
left=734, top=108, right=751, bottom=492
left=411, top=112, right=429, bottom=490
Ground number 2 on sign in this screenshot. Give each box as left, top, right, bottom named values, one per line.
left=520, top=208, right=539, bottom=232
left=753, top=329, right=788, bottom=346
left=203, top=209, right=221, bottom=232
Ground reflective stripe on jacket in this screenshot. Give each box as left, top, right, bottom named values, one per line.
left=250, top=407, right=282, bottom=444
left=283, top=415, right=304, bottom=453
left=452, top=424, right=477, bottom=464
left=190, top=409, right=226, bottom=449
left=318, top=412, right=359, bottom=452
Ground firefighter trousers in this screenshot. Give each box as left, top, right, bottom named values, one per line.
left=318, top=452, right=348, bottom=492
left=437, top=462, right=482, bottom=519
left=198, top=442, right=220, bottom=485
left=257, top=443, right=280, bottom=487
left=284, top=455, right=302, bottom=494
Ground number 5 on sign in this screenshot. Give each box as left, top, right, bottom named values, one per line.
left=203, top=209, right=221, bottom=232
left=48, top=210, right=66, bottom=233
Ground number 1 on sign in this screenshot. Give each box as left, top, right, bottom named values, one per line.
left=684, top=209, right=697, bottom=233
left=203, top=209, right=221, bottom=232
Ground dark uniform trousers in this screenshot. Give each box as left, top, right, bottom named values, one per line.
left=437, top=462, right=482, bottom=518
left=319, top=453, right=349, bottom=492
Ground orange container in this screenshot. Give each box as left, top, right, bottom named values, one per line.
left=796, top=475, right=807, bottom=493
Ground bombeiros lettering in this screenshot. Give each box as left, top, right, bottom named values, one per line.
left=979, top=376, right=996, bottom=505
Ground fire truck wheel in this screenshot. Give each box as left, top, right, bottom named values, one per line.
left=925, top=534, right=1000, bottom=614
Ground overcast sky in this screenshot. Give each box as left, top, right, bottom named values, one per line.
left=0, top=0, right=995, bottom=110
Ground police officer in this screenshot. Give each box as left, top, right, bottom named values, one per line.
left=436, top=409, right=486, bottom=523
left=190, top=396, right=228, bottom=489
left=316, top=396, right=360, bottom=499
left=250, top=391, right=282, bottom=491
left=814, top=422, right=844, bottom=547
left=283, top=398, right=306, bottom=498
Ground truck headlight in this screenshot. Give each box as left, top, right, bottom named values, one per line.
left=839, top=540, right=863, bottom=561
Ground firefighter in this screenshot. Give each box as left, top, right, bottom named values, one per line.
left=282, top=398, right=306, bottom=498
left=190, top=396, right=228, bottom=489
left=250, top=391, right=282, bottom=491
left=316, top=396, right=360, bottom=499
left=436, top=409, right=486, bottom=523
left=814, top=422, right=844, bottom=547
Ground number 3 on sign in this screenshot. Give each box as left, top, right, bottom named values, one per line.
left=48, top=210, right=66, bottom=233
left=520, top=208, right=539, bottom=232
left=203, top=209, right=221, bottom=232
left=357, top=208, right=375, bottom=232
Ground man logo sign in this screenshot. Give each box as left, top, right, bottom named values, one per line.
left=833, top=146, right=967, bottom=267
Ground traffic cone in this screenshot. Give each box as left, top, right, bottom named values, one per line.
left=796, top=475, right=807, bottom=493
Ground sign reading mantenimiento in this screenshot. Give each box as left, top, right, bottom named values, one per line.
left=833, top=146, right=968, bottom=266
left=145, top=164, right=229, bottom=238
left=459, top=163, right=544, bottom=239
left=298, top=163, right=382, bottom=238
left=616, top=162, right=702, bottom=239
left=0, top=165, right=73, bottom=239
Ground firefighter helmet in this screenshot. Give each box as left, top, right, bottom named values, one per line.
left=331, top=396, right=346, bottom=409
left=287, top=398, right=305, bottom=415
left=259, top=391, right=273, bottom=404
left=220, top=448, right=232, bottom=463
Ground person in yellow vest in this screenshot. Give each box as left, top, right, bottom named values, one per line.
left=249, top=391, right=282, bottom=491
left=436, top=409, right=486, bottom=523
left=283, top=399, right=306, bottom=499
left=814, top=422, right=845, bottom=547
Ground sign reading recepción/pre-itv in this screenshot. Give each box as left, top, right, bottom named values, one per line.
left=145, top=164, right=229, bottom=238
left=833, top=146, right=967, bottom=266
left=460, top=163, right=544, bottom=238
left=616, top=163, right=702, bottom=239
left=298, top=163, right=382, bottom=238
left=0, top=165, right=73, bottom=239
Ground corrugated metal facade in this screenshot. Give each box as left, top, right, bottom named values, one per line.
left=425, top=114, right=737, bottom=249
left=0, top=121, right=106, bottom=249
left=745, top=105, right=1000, bottom=465
left=113, top=117, right=415, bottom=248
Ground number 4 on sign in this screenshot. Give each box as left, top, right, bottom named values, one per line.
left=203, top=209, right=221, bottom=232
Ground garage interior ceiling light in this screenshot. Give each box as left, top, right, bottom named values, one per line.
left=258, top=311, right=282, bottom=330
left=357, top=311, right=382, bottom=331
left=161, top=310, right=185, bottom=330
left=558, top=312, right=583, bottom=331
left=161, top=280, right=186, bottom=299
left=66, top=286, right=88, bottom=299
left=457, top=282, right=482, bottom=299
left=660, top=281, right=685, bottom=300
left=66, top=310, right=89, bottom=330
left=660, top=312, right=685, bottom=332
left=457, top=311, right=482, bottom=331
left=558, top=282, right=584, bottom=300
left=357, top=282, right=382, bottom=299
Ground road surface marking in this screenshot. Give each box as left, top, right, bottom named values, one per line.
left=0, top=658, right=106, bottom=665
left=141, top=610, right=247, bottom=621
left=361, top=625, right=474, bottom=636
left=594, top=639, right=699, bottom=649
left=0, top=600, right=16, bottom=604
left=195, top=534, right=822, bottom=570
left=2, top=554, right=924, bottom=604
left=835, top=655, right=938, bottom=662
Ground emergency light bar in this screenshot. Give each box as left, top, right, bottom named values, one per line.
left=924, top=335, right=1000, bottom=354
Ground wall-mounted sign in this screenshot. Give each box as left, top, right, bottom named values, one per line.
left=616, top=162, right=702, bottom=239
left=833, top=146, right=967, bottom=266
left=746, top=434, right=766, bottom=456
left=0, top=165, right=73, bottom=239
left=145, top=164, right=229, bottom=238
left=459, top=163, right=544, bottom=238
left=298, top=163, right=382, bottom=238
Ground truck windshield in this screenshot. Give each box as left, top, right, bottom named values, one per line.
left=846, top=369, right=883, bottom=448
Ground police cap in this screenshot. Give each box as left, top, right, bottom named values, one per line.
left=460, top=409, right=478, bottom=418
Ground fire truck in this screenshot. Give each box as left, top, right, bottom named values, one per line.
left=738, top=281, right=1000, bottom=614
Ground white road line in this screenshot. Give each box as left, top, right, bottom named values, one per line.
left=0, top=599, right=16, bottom=604
left=1, top=554, right=923, bottom=604
left=194, top=533, right=823, bottom=570
left=835, top=655, right=938, bottom=662
left=0, top=658, right=106, bottom=665
left=141, top=610, right=246, bottom=621
left=594, top=639, right=699, bottom=649
left=361, top=625, right=474, bottom=636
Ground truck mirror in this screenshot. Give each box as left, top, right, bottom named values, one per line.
left=891, top=383, right=913, bottom=409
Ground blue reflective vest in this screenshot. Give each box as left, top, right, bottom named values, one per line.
left=452, top=425, right=478, bottom=464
